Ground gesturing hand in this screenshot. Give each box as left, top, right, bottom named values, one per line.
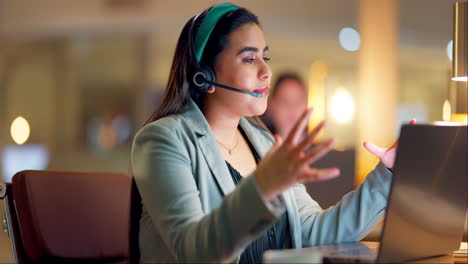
left=255, top=108, right=340, bottom=201
left=363, top=119, right=416, bottom=170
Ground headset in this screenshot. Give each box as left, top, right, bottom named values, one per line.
left=189, top=2, right=264, bottom=98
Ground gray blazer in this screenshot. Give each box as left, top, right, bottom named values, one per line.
left=131, top=98, right=392, bottom=263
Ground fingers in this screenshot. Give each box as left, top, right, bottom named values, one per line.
left=275, top=135, right=283, bottom=145
left=294, top=120, right=327, bottom=155
left=270, top=135, right=284, bottom=152
left=388, top=140, right=398, bottom=150
left=303, top=138, right=336, bottom=165
left=299, top=167, right=340, bottom=182
left=284, top=108, right=313, bottom=146
left=363, top=141, right=386, bottom=158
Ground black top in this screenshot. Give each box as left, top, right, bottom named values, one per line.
left=224, top=127, right=291, bottom=264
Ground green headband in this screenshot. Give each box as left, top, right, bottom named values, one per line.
left=194, top=2, right=240, bottom=63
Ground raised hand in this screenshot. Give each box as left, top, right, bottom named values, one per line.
left=363, top=119, right=416, bottom=170
left=255, top=108, right=340, bottom=201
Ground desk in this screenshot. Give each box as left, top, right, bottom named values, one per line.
left=357, top=242, right=467, bottom=264
left=263, top=242, right=468, bottom=264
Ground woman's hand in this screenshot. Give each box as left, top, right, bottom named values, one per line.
left=255, top=108, right=340, bottom=201
left=363, top=119, right=416, bottom=170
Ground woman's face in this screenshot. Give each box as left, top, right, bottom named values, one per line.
left=209, top=23, right=272, bottom=117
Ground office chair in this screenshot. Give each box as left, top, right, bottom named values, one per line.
left=1, top=170, right=132, bottom=263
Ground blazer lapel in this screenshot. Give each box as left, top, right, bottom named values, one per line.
left=181, top=99, right=236, bottom=196
left=198, top=136, right=236, bottom=195
left=239, top=117, right=273, bottom=158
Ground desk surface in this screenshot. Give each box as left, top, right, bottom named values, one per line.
left=263, top=242, right=468, bottom=264
left=359, top=242, right=467, bottom=264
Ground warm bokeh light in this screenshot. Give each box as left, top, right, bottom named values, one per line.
left=10, top=116, right=30, bottom=145
left=447, top=40, right=453, bottom=61
left=308, top=60, right=328, bottom=142
left=338, top=27, right=361, bottom=51
left=451, top=76, right=468, bottom=82
left=451, top=114, right=468, bottom=124
left=442, top=99, right=452, bottom=121
left=330, top=89, right=355, bottom=123
left=433, top=121, right=465, bottom=126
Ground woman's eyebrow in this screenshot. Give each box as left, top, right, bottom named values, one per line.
left=237, top=46, right=269, bottom=55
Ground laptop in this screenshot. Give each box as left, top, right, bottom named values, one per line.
left=268, top=124, right=468, bottom=264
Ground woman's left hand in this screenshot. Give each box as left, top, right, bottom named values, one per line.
left=364, top=119, right=416, bottom=170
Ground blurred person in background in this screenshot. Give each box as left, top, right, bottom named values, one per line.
left=131, top=2, right=406, bottom=263
left=261, top=72, right=308, bottom=139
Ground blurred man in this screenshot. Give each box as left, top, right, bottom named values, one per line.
left=261, top=72, right=308, bottom=139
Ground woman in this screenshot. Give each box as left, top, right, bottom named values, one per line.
left=131, top=3, right=399, bottom=263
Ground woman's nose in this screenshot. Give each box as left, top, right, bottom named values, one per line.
left=259, top=61, right=272, bottom=81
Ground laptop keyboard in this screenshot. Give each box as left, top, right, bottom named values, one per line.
left=323, top=257, right=374, bottom=264
left=327, top=247, right=377, bottom=257
left=323, top=247, right=378, bottom=264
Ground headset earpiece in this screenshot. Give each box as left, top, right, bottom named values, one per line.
left=192, top=65, right=215, bottom=93
left=189, top=3, right=239, bottom=94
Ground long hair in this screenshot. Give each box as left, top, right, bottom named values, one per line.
left=143, top=6, right=261, bottom=126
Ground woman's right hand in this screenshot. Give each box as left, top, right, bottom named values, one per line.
left=255, top=108, right=340, bottom=201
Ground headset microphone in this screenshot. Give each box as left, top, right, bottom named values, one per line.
left=192, top=68, right=264, bottom=98
left=211, top=82, right=264, bottom=98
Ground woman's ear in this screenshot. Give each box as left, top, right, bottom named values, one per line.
left=207, top=86, right=215, bottom=93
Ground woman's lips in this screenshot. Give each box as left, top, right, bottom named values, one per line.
left=253, top=87, right=270, bottom=95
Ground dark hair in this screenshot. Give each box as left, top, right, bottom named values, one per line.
left=270, top=72, right=306, bottom=98
left=143, top=6, right=260, bottom=126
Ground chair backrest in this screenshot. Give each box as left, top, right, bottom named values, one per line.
left=5, top=170, right=132, bottom=263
